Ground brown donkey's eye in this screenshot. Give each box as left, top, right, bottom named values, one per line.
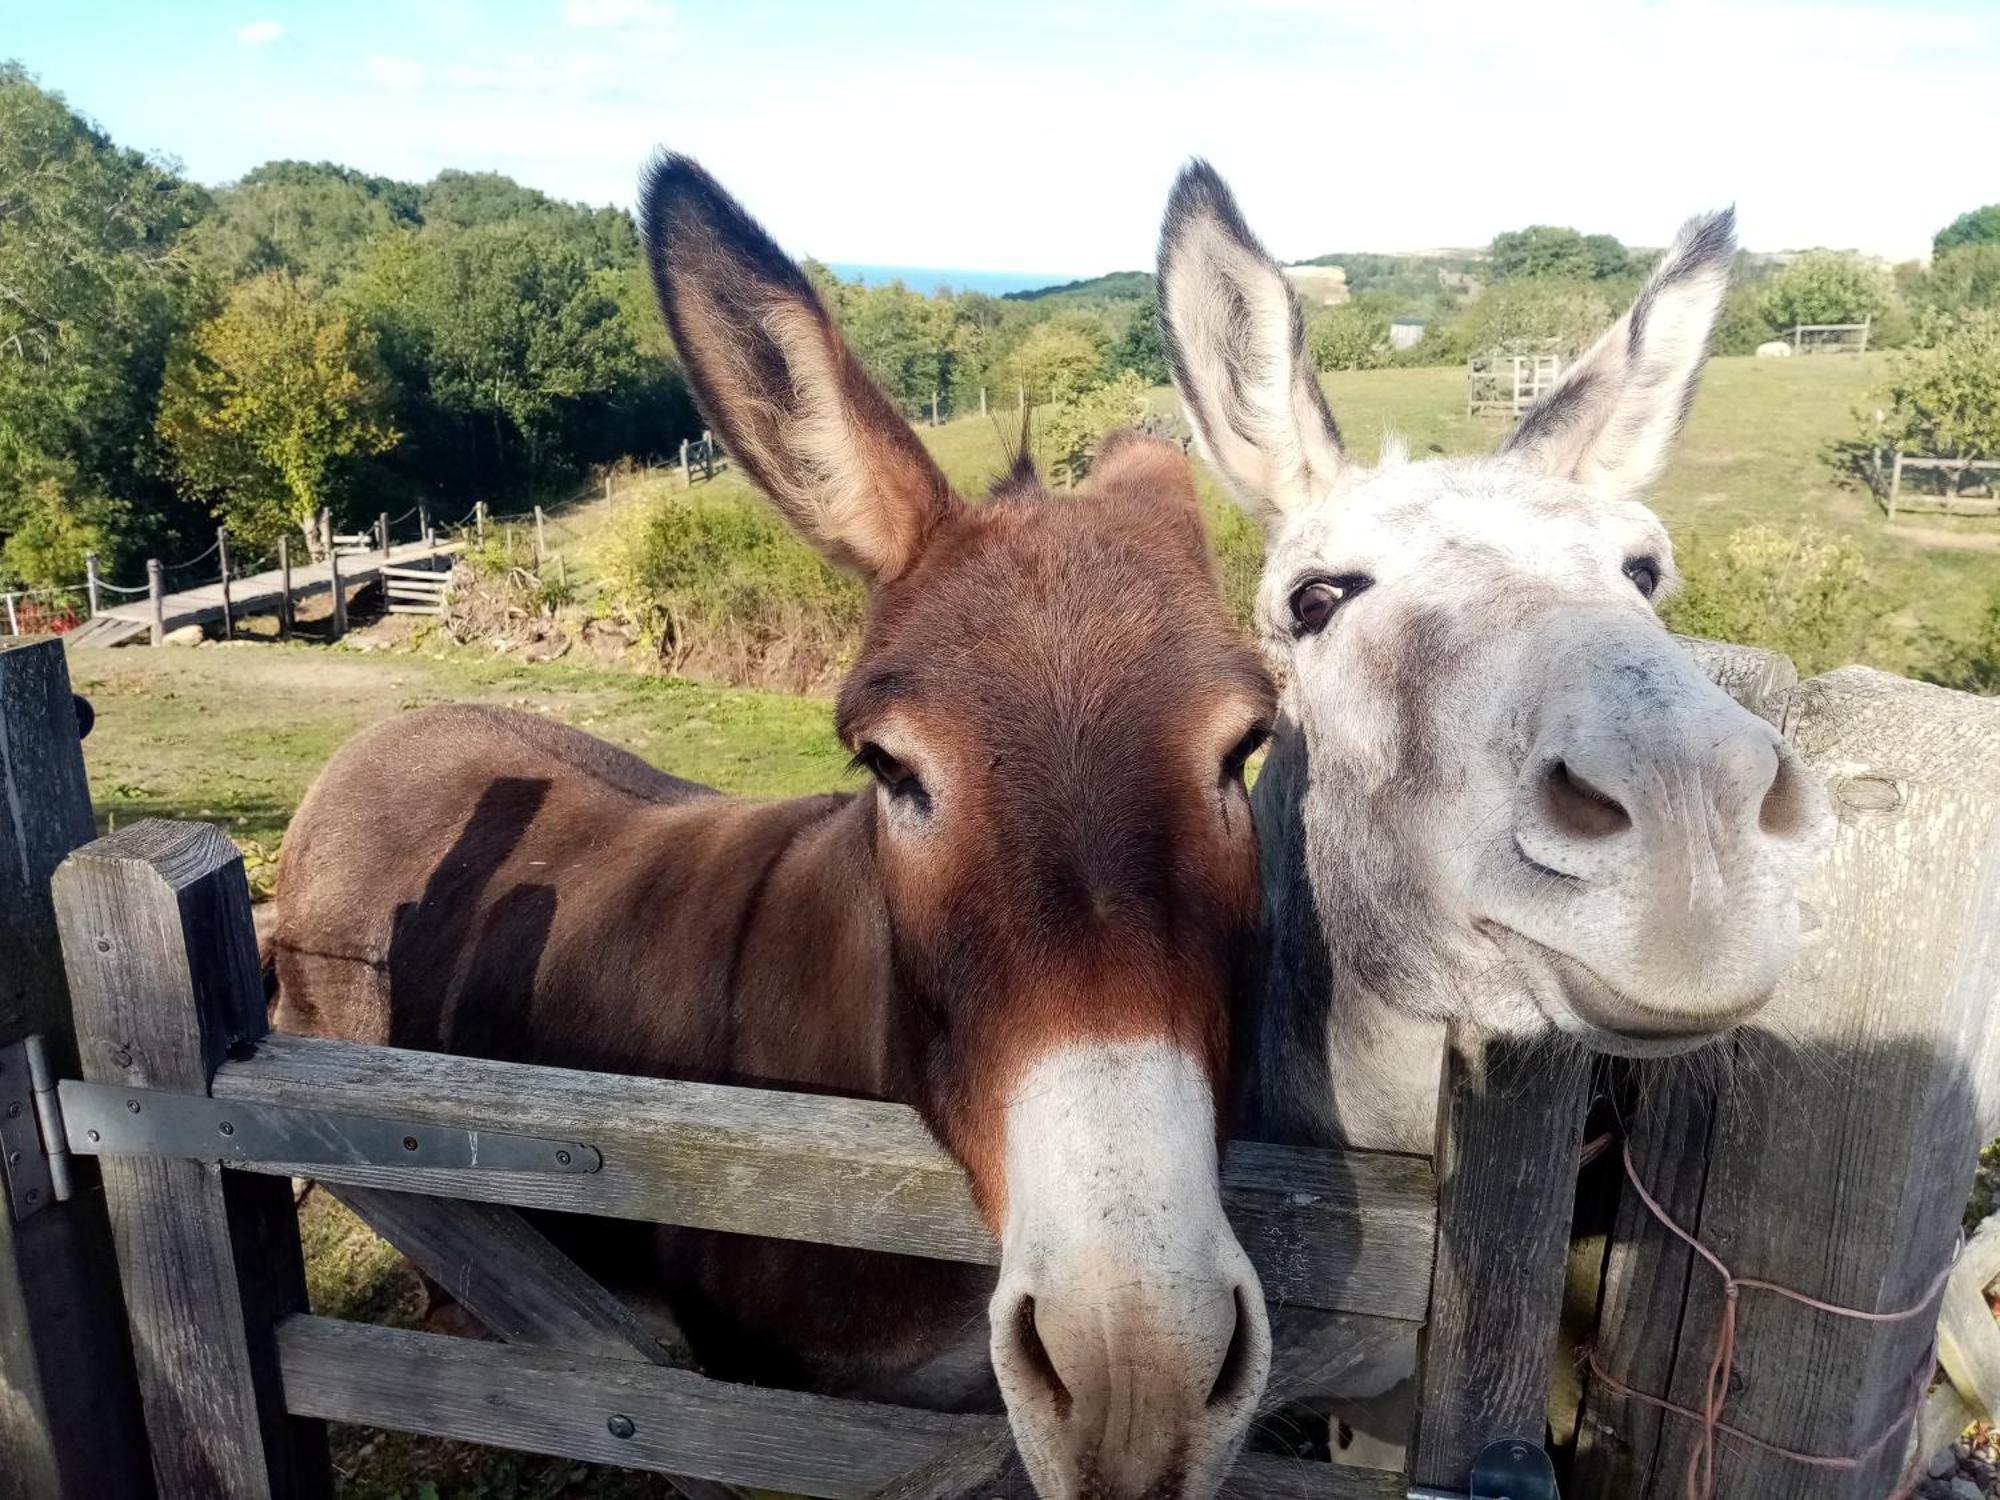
left=1290, top=574, right=1370, bottom=636
left=1624, top=555, right=1662, bottom=598
left=851, top=743, right=929, bottom=810
left=1222, top=724, right=1271, bottom=786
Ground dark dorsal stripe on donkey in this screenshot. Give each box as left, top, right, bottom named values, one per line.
left=269, top=154, right=1277, bottom=1500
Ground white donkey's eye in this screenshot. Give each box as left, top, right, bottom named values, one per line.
left=1289, top=574, right=1371, bottom=636
left=1623, top=556, right=1662, bottom=598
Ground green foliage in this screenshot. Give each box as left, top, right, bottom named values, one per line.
left=1305, top=305, right=1389, bottom=371
left=1038, top=369, right=1148, bottom=488
left=601, top=488, right=863, bottom=687
left=1003, top=318, right=1108, bottom=403
left=0, top=461, right=130, bottom=589
left=1711, top=282, right=1779, bottom=355
left=1490, top=225, right=1629, bottom=282
left=1868, top=307, right=2000, bottom=461
left=1003, top=270, right=1153, bottom=303
left=157, top=271, right=399, bottom=547
left=1113, top=293, right=1171, bottom=386
left=189, top=166, right=405, bottom=284
left=1923, top=589, right=2000, bottom=697
left=1934, top=204, right=2000, bottom=259
left=1758, top=251, right=1889, bottom=332
left=0, top=64, right=206, bottom=546
left=1664, top=525, right=1873, bottom=675
left=1915, top=244, right=2000, bottom=318
left=1434, top=278, right=1613, bottom=359
left=827, top=280, right=979, bottom=417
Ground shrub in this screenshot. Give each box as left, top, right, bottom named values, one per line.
left=1038, top=369, right=1148, bottom=488
left=0, top=463, right=130, bottom=590
left=1916, top=244, right=2000, bottom=317
left=1871, top=308, right=2000, bottom=461
left=1664, top=524, right=1873, bottom=676
left=1001, top=319, right=1108, bottom=403
left=1305, top=306, right=1389, bottom=371
left=1711, top=283, right=1779, bottom=355
left=1923, top=589, right=2000, bottom=697
left=1436, top=279, right=1613, bottom=360
left=601, top=488, right=864, bottom=689
left=1758, top=252, right=1889, bottom=333
left=1934, top=204, right=2000, bottom=259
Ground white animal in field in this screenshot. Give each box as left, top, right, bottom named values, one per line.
left=1156, top=162, right=1834, bottom=1451
left=1756, top=338, right=1793, bottom=356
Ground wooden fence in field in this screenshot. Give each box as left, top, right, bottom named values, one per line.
left=1466, top=352, right=1565, bottom=417
left=1876, top=451, right=2000, bottom=520
left=1789, top=318, right=1871, bottom=355
left=1, top=633, right=1997, bottom=1500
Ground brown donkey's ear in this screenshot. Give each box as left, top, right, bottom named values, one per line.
left=641, top=154, right=955, bottom=584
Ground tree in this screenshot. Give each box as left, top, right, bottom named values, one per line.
left=1917, top=244, right=2000, bottom=318
left=1438, top=279, right=1613, bottom=357
left=1711, top=282, right=1779, bottom=355
left=1758, top=251, right=1889, bottom=332
left=0, top=65, right=206, bottom=538
left=1306, top=306, right=1388, bottom=371
left=0, top=461, right=129, bottom=590
left=1491, top=226, right=1592, bottom=280
left=1111, top=293, right=1170, bottom=385
left=157, top=271, right=400, bottom=549
left=1581, top=233, right=1632, bottom=280
left=394, top=223, right=642, bottom=480
left=1004, top=320, right=1107, bottom=402
left=1934, top=204, right=2000, bottom=259
left=191, top=166, right=406, bottom=284
left=1871, top=307, right=2000, bottom=461
left=1038, top=369, right=1148, bottom=488
left=837, top=281, right=979, bottom=418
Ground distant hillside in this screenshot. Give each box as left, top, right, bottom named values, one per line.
left=1004, top=269, right=1154, bottom=302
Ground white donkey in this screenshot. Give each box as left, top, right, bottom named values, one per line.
left=1156, top=164, right=1836, bottom=1452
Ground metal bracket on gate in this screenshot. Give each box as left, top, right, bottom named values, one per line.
left=55, top=1080, right=602, bottom=1177
left=1407, top=1440, right=1561, bottom=1500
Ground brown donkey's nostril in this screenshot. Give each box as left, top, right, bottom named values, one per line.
left=1205, top=1285, right=1257, bottom=1410
left=1011, top=1296, right=1073, bottom=1418
left=1541, top=758, right=1633, bottom=839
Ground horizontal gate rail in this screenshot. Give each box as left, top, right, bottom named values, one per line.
left=208, top=1031, right=1438, bottom=1321
left=275, top=1314, right=1405, bottom=1500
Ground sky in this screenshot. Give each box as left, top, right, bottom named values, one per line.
left=8, top=0, right=1998, bottom=276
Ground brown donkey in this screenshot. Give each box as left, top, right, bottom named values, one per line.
left=269, top=156, right=1276, bottom=1500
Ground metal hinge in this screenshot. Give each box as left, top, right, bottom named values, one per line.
left=0, top=1036, right=69, bottom=1220
left=7, top=1034, right=602, bottom=1216
left=1407, top=1440, right=1561, bottom=1500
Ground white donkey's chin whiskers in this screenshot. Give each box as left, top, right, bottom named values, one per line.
left=988, top=1040, right=1270, bottom=1500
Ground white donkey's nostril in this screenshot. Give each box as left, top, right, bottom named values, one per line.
left=1205, top=1283, right=1261, bottom=1411
left=1539, top=756, right=1633, bottom=840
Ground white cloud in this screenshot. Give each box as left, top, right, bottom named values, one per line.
left=236, top=19, right=284, bottom=46
left=563, top=0, right=669, bottom=29
left=365, top=55, right=427, bottom=91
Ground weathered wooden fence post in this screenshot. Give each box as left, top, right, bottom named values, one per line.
left=1574, top=668, right=2000, bottom=1499
left=53, top=820, right=331, bottom=1499
left=680, top=438, right=692, bottom=486
left=533, top=506, right=547, bottom=567
left=475, top=500, right=488, bottom=541
left=4, top=593, right=18, bottom=636
left=418, top=501, right=431, bottom=539
left=148, top=559, right=164, bottom=647
left=1412, top=1026, right=1590, bottom=1491
left=276, top=537, right=293, bottom=642
left=327, top=543, right=346, bottom=641
left=0, top=639, right=154, bottom=1498
left=85, top=553, right=101, bottom=619
left=217, top=527, right=233, bottom=641
left=377, top=511, right=390, bottom=557
left=702, top=430, right=714, bottom=482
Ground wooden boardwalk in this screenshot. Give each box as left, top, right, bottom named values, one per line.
left=69, top=539, right=463, bottom=647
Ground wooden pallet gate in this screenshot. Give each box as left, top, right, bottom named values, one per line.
left=1, top=633, right=1996, bottom=1500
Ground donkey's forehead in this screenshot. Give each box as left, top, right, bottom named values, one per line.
left=1277, top=457, right=1669, bottom=569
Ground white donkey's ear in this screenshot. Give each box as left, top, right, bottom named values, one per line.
left=1503, top=209, right=1736, bottom=501
left=1156, top=161, right=1346, bottom=538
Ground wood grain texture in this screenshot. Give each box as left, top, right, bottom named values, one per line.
left=1579, top=668, right=2000, bottom=1499
left=1410, top=1024, right=1589, bottom=1491
left=0, top=638, right=152, bottom=1500
left=274, top=1316, right=1405, bottom=1500
left=54, top=820, right=329, bottom=1500
left=329, top=1186, right=689, bottom=1365
left=1936, top=1218, right=2000, bottom=1424
left=215, top=1033, right=1436, bottom=1321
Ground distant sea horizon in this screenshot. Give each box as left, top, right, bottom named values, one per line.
left=824, top=262, right=1090, bottom=297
